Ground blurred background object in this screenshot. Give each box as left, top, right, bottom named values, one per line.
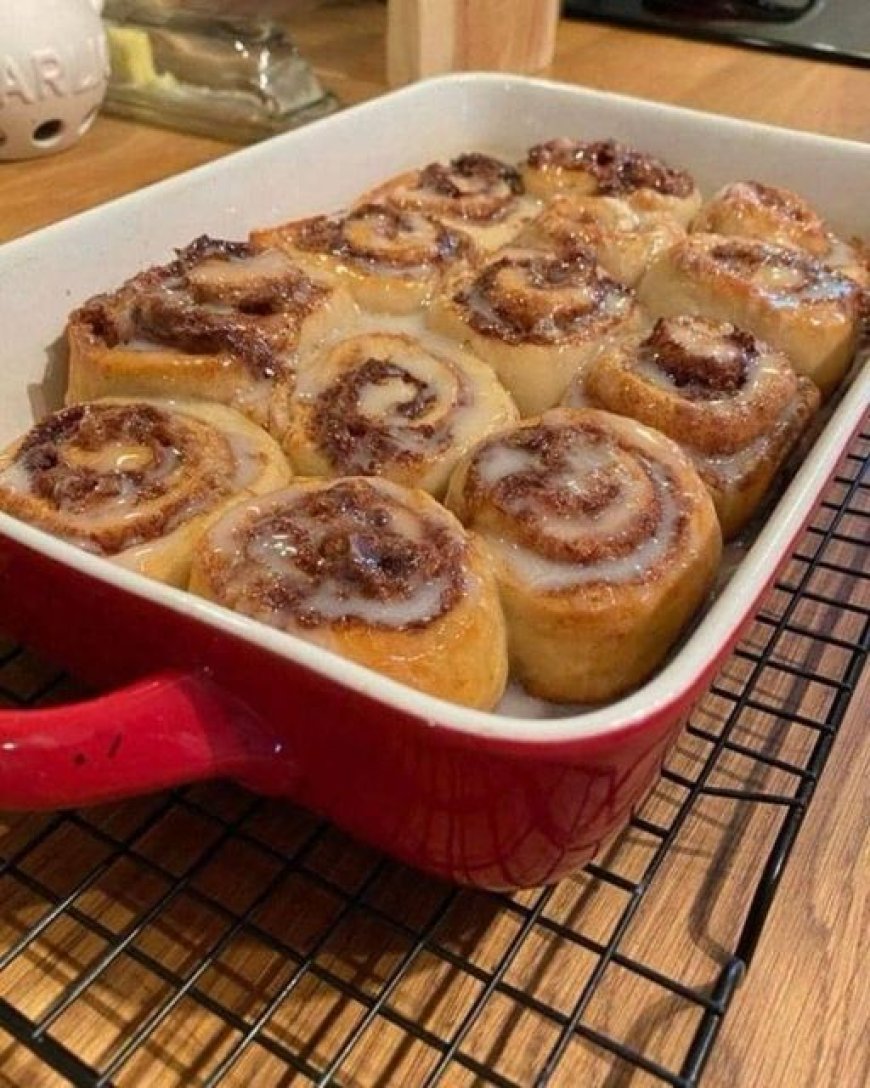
left=102, top=1, right=338, bottom=142
left=0, top=0, right=109, bottom=162
left=562, top=0, right=870, bottom=67
left=387, top=0, right=560, bottom=87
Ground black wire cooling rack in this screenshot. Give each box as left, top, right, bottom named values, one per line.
left=0, top=425, right=867, bottom=1088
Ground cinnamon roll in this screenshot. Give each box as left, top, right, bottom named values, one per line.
left=517, top=192, right=686, bottom=285
left=637, top=234, right=862, bottom=397
left=564, top=317, right=821, bottom=538
left=189, top=477, right=509, bottom=710
left=692, top=181, right=870, bottom=289
left=445, top=408, right=722, bottom=704
left=251, top=203, right=474, bottom=315
left=428, top=247, right=643, bottom=416
left=522, top=139, right=701, bottom=227
left=67, top=237, right=355, bottom=434
left=0, top=399, right=291, bottom=586
left=363, top=152, right=540, bottom=252
left=284, top=331, right=518, bottom=497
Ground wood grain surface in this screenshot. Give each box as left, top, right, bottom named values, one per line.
left=386, top=0, right=560, bottom=86
left=0, top=4, right=868, bottom=1086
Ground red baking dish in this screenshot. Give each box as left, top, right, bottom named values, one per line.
left=0, top=75, right=867, bottom=889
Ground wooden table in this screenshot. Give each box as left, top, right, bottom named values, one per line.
left=0, top=5, right=867, bottom=1087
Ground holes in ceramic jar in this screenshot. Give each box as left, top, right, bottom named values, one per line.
left=32, top=119, right=64, bottom=147
left=0, top=129, right=6, bottom=147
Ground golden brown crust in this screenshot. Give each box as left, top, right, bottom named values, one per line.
left=364, top=153, right=541, bottom=251
left=694, top=181, right=829, bottom=255
left=0, top=398, right=291, bottom=585
left=190, top=477, right=509, bottom=709
left=252, top=204, right=475, bottom=315
left=517, top=192, right=686, bottom=285
left=284, top=331, right=518, bottom=496
left=564, top=316, right=821, bottom=537
left=428, top=247, right=643, bottom=415
left=445, top=408, right=722, bottom=702
left=66, top=237, right=354, bottom=431
left=522, top=139, right=701, bottom=226
left=637, top=233, right=861, bottom=398
left=693, top=181, right=870, bottom=289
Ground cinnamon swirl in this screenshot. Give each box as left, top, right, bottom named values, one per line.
left=564, top=317, right=820, bottom=538
left=189, top=477, right=509, bottom=709
left=637, top=234, right=862, bottom=397
left=517, top=192, right=686, bottom=286
left=284, top=331, right=519, bottom=497
left=692, top=181, right=870, bottom=289
left=67, top=237, right=355, bottom=434
left=0, top=399, right=291, bottom=586
left=428, top=247, right=643, bottom=416
left=445, top=408, right=721, bottom=703
left=251, top=203, right=474, bottom=315
left=363, top=152, right=540, bottom=252
left=522, top=139, right=701, bottom=227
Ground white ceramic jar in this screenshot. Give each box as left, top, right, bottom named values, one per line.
left=0, top=0, right=109, bottom=160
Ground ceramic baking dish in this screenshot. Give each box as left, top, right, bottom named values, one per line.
left=0, top=74, right=867, bottom=889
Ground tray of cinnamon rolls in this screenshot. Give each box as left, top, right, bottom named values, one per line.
left=0, top=76, right=866, bottom=886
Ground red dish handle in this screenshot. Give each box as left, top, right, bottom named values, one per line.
left=0, top=669, right=299, bottom=811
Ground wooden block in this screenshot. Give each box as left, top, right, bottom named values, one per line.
left=387, top=0, right=559, bottom=86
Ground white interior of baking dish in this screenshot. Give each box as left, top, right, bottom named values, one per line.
left=0, top=74, right=867, bottom=741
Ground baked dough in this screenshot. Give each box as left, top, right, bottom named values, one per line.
left=693, top=181, right=870, bottom=288
left=284, top=329, right=518, bottom=497
left=190, top=476, right=509, bottom=709
left=445, top=408, right=722, bottom=703
left=66, top=236, right=354, bottom=435
left=363, top=152, right=541, bottom=252
left=637, top=234, right=862, bottom=397
left=0, top=398, right=290, bottom=586
left=564, top=316, right=821, bottom=538
left=518, top=192, right=686, bottom=286
left=521, top=138, right=701, bottom=227
left=428, top=247, right=643, bottom=415
left=252, top=203, right=475, bottom=315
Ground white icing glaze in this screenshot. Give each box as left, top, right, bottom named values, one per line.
left=661, top=316, right=744, bottom=365
left=207, top=481, right=466, bottom=630
left=474, top=433, right=683, bottom=591
left=123, top=336, right=171, bottom=352
left=463, top=254, right=633, bottom=344
left=0, top=459, right=36, bottom=497
left=224, top=429, right=267, bottom=491
left=344, top=209, right=426, bottom=246
left=0, top=407, right=260, bottom=544
left=336, top=258, right=434, bottom=282
left=477, top=438, right=652, bottom=545
left=749, top=262, right=806, bottom=293
left=296, top=332, right=512, bottom=475
left=475, top=442, right=538, bottom=487
left=488, top=472, right=680, bottom=590
left=1, top=434, right=183, bottom=519
left=187, top=247, right=293, bottom=289
left=633, top=327, right=783, bottom=403
left=698, top=238, right=859, bottom=307
left=823, top=235, right=868, bottom=286
left=689, top=394, right=804, bottom=490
